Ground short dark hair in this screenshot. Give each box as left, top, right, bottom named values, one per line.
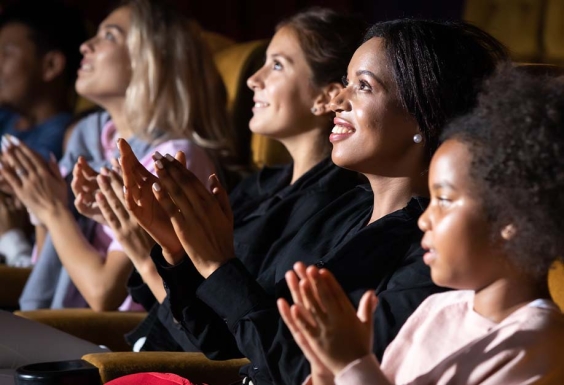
left=0, top=0, right=87, bottom=85
left=443, top=67, right=564, bottom=279
left=364, top=19, right=509, bottom=158
left=277, top=7, right=367, bottom=88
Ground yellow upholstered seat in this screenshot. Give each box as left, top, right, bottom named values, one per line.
left=543, top=0, right=564, bottom=63
left=464, top=0, right=544, bottom=62
left=549, top=261, right=564, bottom=311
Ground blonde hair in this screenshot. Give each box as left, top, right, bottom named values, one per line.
left=123, top=0, right=232, bottom=155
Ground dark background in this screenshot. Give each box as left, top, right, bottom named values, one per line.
left=0, top=0, right=466, bottom=41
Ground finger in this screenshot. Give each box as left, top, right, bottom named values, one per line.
left=174, top=151, right=186, bottom=166
left=299, top=278, right=328, bottom=323
left=74, top=192, right=92, bottom=215
left=277, top=299, right=325, bottom=368
left=151, top=181, right=187, bottom=232
left=0, top=161, right=23, bottom=190
left=118, top=138, right=153, bottom=187
left=158, top=155, right=217, bottom=215
left=95, top=191, right=121, bottom=230
left=7, top=138, right=45, bottom=175
left=153, top=157, right=203, bottom=226
left=285, top=270, right=303, bottom=306
left=317, top=268, right=355, bottom=314
left=293, top=262, right=308, bottom=281
left=357, top=290, right=378, bottom=323
left=97, top=174, right=129, bottom=223
left=209, top=174, right=233, bottom=223
left=47, top=152, right=62, bottom=180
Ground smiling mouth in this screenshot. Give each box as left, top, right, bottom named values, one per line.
left=79, top=63, right=93, bottom=72
left=331, top=125, right=355, bottom=134
left=253, top=102, right=269, bottom=108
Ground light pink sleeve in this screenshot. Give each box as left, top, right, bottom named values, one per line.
left=335, top=354, right=392, bottom=385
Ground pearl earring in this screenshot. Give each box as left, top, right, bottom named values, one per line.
left=311, top=107, right=318, bottom=114
left=413, top=133, right=423, bottom=144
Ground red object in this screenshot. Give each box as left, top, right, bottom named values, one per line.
left=106, top=372, right=206, bottom=385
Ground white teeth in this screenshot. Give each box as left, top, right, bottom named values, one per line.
left=254, top=102, right=269, bottom=108
left=331, top=125, right=354, bottom=134
left=81, top=63, right=93, bottom=71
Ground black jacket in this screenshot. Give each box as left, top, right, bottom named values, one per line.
left=153, top=186, right=444, bottom=385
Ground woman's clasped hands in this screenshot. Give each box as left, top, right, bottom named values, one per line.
left=117, top=138, right=235, bottom=278
left=0, top=134, right=67, bottom=226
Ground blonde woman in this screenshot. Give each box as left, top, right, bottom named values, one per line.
left=2, top=0, right=233, bottom=312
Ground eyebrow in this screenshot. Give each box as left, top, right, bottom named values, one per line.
left=100, top=24, right=126, bottom=35
left=355, top=69, right=388, bottom=92
left=271, top=53, right=294, bottom=65
left=431, top=182, right=457, bottom=191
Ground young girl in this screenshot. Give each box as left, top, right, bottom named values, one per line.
left=278, top=68, right=564, bottom=384
left=1, top=0, right=232, bottom=312
left=117, top=19, right=508, bottom=385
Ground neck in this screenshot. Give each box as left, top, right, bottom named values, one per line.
left=103, top=99, right=133, bottom=139
left=365, top=166, right=428, bottom=224
left=473, top=273, right=550, bottom=324
left=278, top=127, right=330, bottom=184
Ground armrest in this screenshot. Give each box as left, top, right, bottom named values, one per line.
left=14, top=309, right=147, bottom=352
left=82, top=352, right=250, bottom=384
left=0, top=265, right=32, bottom=310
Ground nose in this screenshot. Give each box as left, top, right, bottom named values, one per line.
left=418, top=206, right=431, bottom=232
left=329, top=86, right=351, bottom=113
left=79, top=36, right=96, bottom=55
left=247, top=65, right=265, bottom=91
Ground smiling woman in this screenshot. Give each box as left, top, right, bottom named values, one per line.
left=118, top=18, right=509, bottom=385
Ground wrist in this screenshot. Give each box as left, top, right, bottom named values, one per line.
left=43, top=203, right=72, bottom=228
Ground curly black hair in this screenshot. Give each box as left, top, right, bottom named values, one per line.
left=443, top=66, right=564, bottom=279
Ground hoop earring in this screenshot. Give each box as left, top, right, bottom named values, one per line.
left=413, top=134, right=423, bottom=144
left=310, top=107, right=318, bottom=114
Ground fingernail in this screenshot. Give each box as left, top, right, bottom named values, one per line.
left=123, top=185, right=127, bottom=195
left=152, top=182, right=161, bottom=192
left=1, top=136, right=10, bottom=151
left=100, top=167, right=109, bottom=176
left=7, top=135, right=20, bottom=146
left=155, top=160, right=164, bottom=169
left=165, top=154, right=174, bottom=162
left=153, top=151, right=163, bottom=160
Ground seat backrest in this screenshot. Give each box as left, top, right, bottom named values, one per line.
left=543, top=0, right=564, bottom=63
left=464, top=0, right=544, bottom=62
left=549, top=261, right=564, bottom=311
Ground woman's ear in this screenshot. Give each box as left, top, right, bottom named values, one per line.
left=501, top=223, right=517, bottom=240
left=311, top=82, right=343, bottom=115
left=41, top=51, right=66, bottom=82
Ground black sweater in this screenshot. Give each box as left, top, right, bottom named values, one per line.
left=153, top=187, right=444, bottom=385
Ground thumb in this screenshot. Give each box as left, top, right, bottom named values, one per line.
left=357, top=290, right=377, bottom=324
left=209, top=174, right=233, bottom=223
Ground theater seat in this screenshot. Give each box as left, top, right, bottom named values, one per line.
left=13, top=309, right=146, bottom=352
left=543, top=0, right=564, bottom=63
left=549, top=261, right=564, bottom=311
left=82, top=352, right=249, bottom=385
left=0, top=265, right=31, bottom=311
left=464, top=0, right=544, bottom=62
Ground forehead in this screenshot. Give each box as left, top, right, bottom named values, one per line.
left=101, top=6, right=131, bottom=32
left=268, top=26, right=305, bottom=61
left=0, top=22, right=34, bottom=44
left=347, top=37, right=391, bottom=79
left=430, top=139, right=473, bottom=187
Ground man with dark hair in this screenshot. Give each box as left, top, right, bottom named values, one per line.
left=0, top=1, right=87, bottom=267
left=0, top=0, right=87, bottom=160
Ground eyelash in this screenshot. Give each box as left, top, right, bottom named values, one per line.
left=104, top=31, right=116, bottom=42
left=437, top=197, right=451, bottom=208
left=341, top=76, right=372, bottom=92
left=272, top=60, right=283, bottom=71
